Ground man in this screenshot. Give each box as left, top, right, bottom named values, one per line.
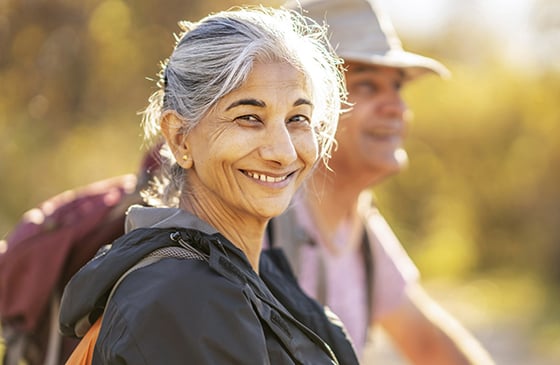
left=270, top=0, right=495, bottom=363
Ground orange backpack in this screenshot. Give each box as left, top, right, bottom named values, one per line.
left=64, top=317, right=102, bottom=365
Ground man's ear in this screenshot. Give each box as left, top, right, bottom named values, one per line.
left=160, top=110, right=193, bottom=169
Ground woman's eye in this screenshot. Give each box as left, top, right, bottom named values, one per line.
left=235, top=114, right=262, bottom=125
left=288, top=114, right=310, bottom=124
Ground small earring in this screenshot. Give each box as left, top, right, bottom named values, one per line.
left=182, top=155, right=188, bottom=161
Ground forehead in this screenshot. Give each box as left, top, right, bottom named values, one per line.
left=230, top=62, right=311, bottom=97
left=345, top=62, right=406, bottom=79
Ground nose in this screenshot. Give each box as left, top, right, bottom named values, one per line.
left=379, top=90, right=407, bottom=118
left=259, top=121, right=298, bottom=166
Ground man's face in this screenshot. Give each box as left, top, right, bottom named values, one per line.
left=328, top=62, right=409, bottom=182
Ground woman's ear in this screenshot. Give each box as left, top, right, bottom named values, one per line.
left=160, top=110, right=193, bottom=169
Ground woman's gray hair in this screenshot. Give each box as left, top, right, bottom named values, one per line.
left=142, top=6, right=346, bottom=206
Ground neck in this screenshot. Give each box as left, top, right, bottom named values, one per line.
left=217, top=221, right=264, bottom=272
left=305, top=166, right=366, bottom=228
left=303, top=169, right=367, bottom=255
left=180, top=197, right=265, bottom=272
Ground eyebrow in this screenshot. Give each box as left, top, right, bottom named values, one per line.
left=294, top=98, right=313, bottom=107
left=349, top=65, right=406, bottom=79
left=226, top=99, right=265, bottom=110
left=349, top=65, right=376, bottom=73
left=225, top=98, right=313, bottom=110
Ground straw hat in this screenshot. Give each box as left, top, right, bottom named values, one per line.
left=286, top=0, right=450, bottom=80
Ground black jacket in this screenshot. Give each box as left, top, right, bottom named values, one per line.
left=59, top=224, right=355, bottom=364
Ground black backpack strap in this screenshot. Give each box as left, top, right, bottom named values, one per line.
left=361, top=227, right=375, bottom=332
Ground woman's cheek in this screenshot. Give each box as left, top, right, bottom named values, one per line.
left=295, top=130, right=319, bottom=170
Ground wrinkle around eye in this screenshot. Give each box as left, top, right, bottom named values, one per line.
left=234, top=114, right=263, bottom=127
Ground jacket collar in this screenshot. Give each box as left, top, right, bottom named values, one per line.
left=125, top=205, right=219, bottom=235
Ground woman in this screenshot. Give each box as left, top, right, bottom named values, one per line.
left=59, top=6, right=351, bottom=364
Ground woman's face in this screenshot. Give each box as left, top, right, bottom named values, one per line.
left=184, top=62, right=317, bottom=221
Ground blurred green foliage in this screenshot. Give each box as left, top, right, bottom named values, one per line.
left=376, top=60, right=560, bottom=284
left=0, top=0, right=279, bottom=230
left=0, top=0, right=559, bottom=337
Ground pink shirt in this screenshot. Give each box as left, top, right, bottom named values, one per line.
left=287, top=193, right=419, bottom=356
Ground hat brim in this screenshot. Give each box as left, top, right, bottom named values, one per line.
left=340, top=49, right=451, bottom=80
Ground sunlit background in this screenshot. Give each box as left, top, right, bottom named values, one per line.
left=1, top=0, right=559, bottom=363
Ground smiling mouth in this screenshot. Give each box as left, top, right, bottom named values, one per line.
left=242, top=170, right=290, bottom=183
left=365, top=130, right=402, bottom=141
left=366, top=123, right=403, bottom=138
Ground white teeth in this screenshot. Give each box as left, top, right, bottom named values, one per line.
left=246, top=171, right=287, bottom=182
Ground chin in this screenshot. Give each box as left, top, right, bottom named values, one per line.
left=257, top=202, right=290, bottom=220
left=367, top=156, right=405, bottom=179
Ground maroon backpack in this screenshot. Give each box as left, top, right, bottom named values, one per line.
left=0, top=145, right=161, bottom=365
left=0, top=174, right=142, bottom=365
